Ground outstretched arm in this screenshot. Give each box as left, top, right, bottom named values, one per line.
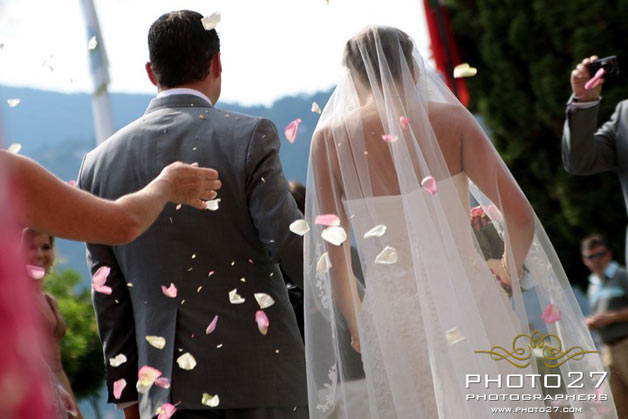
left=459, top=110, right=535, bottom=278
left=3, top=150, right=220, bottom=245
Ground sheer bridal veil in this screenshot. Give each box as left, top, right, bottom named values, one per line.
left=303, top=26, right=616, bottom=418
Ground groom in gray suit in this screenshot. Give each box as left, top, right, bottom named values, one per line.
left=562, top=55, right=628, bottom=259
left=78, top=10, right=307, bottom=419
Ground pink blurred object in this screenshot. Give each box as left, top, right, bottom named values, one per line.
left=255, top=310, right=269, bottom=335
left=113, top=379, right=126, bottom=399
left=381, top=134, right=398, bottom=143
left=584, top=67, right=605, bottom=90
left=399, top=116, right=410, bottom=129
left=161, top=283, right=178, bottom=298
left=314, top=214, right=340, bottom=227
left=0, top=177, right=55, bottom=417
left=92, top=266, right=112, bottom=294
left=157, top=402, right=177, bottom=419
left=68, top=180, right=76, bottom=187
left=541, top=303, right=562, bottom=324
left=421, top=176, right=438, bottom=195
left=284, top=118, right=302, bottom=143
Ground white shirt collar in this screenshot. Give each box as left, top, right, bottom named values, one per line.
left=156, top=88, right=212, bottom=106
left=589, top=261, right=619, bottom=284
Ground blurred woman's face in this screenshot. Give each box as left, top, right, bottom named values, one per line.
left=26, top=233, right=54, bottom=274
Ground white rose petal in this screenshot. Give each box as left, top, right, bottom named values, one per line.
left=7, top=98, right=20, bottom=107
left=311, top=102, right=322, bottom=114
left=446, top=327, right=466, bottom=345
left=316, top=252, right=332, bottom=274
left=109, top=354, right=128, bottom=367
left=87, top=36, right=98, bottom=50
left=145, top=336, right=166, bottom=350
left=201, top=12, right=221, bottom=31
left=254, top=293, right=275, bottom=309
left=176, top=352, right=197, bottom=370
left=363, top=224, right=387, bottom=239
left=289, top=219, right=310, bottom=236
left=201, top=393, right=220, bottom=407
left=7, top=143, right=21, bottom=154
left=228, top=288, right=245, bottom=304
left=375, top=246, right=398, bottom=265
left=321, top=226, right=347, bottom=246
left=206, top=198, right=221, bottom=211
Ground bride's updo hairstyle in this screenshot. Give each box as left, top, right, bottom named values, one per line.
left=342, top=26, right=415, bottom=88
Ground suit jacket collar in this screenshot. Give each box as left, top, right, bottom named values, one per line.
left=144, top=94, right=212, bottom=115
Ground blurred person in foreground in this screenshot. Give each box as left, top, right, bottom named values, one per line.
left=582, top=234, right=628, bottom=418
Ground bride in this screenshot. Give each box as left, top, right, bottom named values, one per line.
left=303, top=26, right=617, bottom=418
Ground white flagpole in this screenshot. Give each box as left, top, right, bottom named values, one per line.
left=80, top=0, right=114, bottom=145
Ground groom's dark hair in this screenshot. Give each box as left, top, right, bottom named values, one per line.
left=148, top=10, right=220, bottom=88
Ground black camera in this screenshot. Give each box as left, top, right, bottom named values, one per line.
left=588, top=56, right=620, bottom=78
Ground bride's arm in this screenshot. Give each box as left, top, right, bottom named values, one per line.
left=458, top=109, right=535, bottom=276
left=311, top=131, right=362, bottom=349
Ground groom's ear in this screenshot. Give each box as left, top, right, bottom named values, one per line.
left=145, top=62, right=158, bottom=87
left=210, top=53, right=222, bottom=78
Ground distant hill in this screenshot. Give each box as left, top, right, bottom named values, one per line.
left=1, top=85, right=332, bottom=281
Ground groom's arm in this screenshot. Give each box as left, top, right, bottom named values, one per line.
left=245, top=118, right=304, bottom=287
left=77, top=156, right=139, bottom=405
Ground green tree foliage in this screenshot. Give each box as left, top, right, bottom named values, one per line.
left=448, top=0, right=628, bottom=287
left=43, top=269, right=104, bottom=399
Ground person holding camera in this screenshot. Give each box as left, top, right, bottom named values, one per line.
left=562, top=55, right=628, bottom=259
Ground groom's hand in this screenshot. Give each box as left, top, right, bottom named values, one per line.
left=123, top=404, right=140, bottom=419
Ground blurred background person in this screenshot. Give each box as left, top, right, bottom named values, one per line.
left=22, top=228, right=83, bottom=419
left=582, top=234, right=628, bottom=418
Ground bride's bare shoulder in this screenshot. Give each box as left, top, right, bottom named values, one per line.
left=427, top=101, right=466, bottom=124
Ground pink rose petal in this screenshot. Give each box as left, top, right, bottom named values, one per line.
left=92, top=266, right=111, bottom=286
left=26, top=264, right=45, bottom=280
left=585, top=67, right=605, bottom=90
left=92, top=283, right=113, bottom=295
left=314, top=214, right=340, bottom=227
left=208, top=270, right=215, bottom=277
left=69, top=180, right=76, bottom=187
left=255, top=310, right=269, bottom=335
left=161, top=283, right=178, bottom=298
left=206, top=315, right=219, bottom=335
left=157, top=403, right=177, bottom=419
left=399, top=116, right=410, bottom=129
left=138, top=365, right=162, bottom=387
left=421, top=176, right=437, bottom=195
left=381, top=134, right=398, bottom=143
left=113, top=378, right=126, bottom=399
left=284, top=118, right=302, bottom=143
left=155, top=377, right=171, bottom=389
left=541, top=304, right=562, bottom=324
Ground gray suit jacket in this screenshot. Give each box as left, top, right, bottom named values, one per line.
left=78, top=94, right=306, bottom=417
left=562, top=99, right=628, bottom=247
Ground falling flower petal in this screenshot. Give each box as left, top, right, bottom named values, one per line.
left=26, top=264, right=45, bottom=280
left=137, top=365, right=162, bottom=393
left=175, top=204, right=182, bottom=210
left=156, top=402, right=176, bottom=419
left=421, top=176, right=437, bottom=195
left=206, top=198, right=221, bottom=211
left=255, top=310, right=269, bottom=335
left=68, top=180, right=76, bottom=187
left=228, top=288, right=245, bottom=304
left=446, top=327, right=466, bottom=345
left=161, top=283, right=177, bottom=298
left=145, top=336, right=166, bottom=350
left=155, top=377, right=171, bottom=389
left=289, top=219, right=310, bottom=236
left=284, top=118, right=302, bottom=143
left=315, top=214, right=340, bottom=227
left=7, top=143, right=21, bottom=154
left=321, top=226, right=347, bottom=246
left=201, top=393, right=220, bottom=407
left=381, top=134, right=398, bottom=143
left=453, top=63, right=477, bottom=79
left=93, top=283, right=112, bottom=295
left=316, top=252, right=332, bottom=274
left=206, top=315, right=219, bottom=335
left=311, top=102, right=322, bottom=114
left=113, top=379, right=126, bottom=399
left=375, top=246, right=398, bottom=265
left=7, top=98, right=20, bottom=107
left=364, top=224, right=387, bottom=239
left=399, top=116, right=410, bottom=129
left=585, top=67, right=606, bottom=90
left=176, top=352, right=197, bottom=370
left=92, top=266, right=110, bottom=285
left=208, top=271, right=215, bottom=277
left=109, top=354, right=128, bottom=367
left=541, top=304, right=562, bottom=324
left=201, top=12, right=221, bottom=31
left=87, top=36, right=98, bottom=50
left=254, top=293, right=275, bottom=309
